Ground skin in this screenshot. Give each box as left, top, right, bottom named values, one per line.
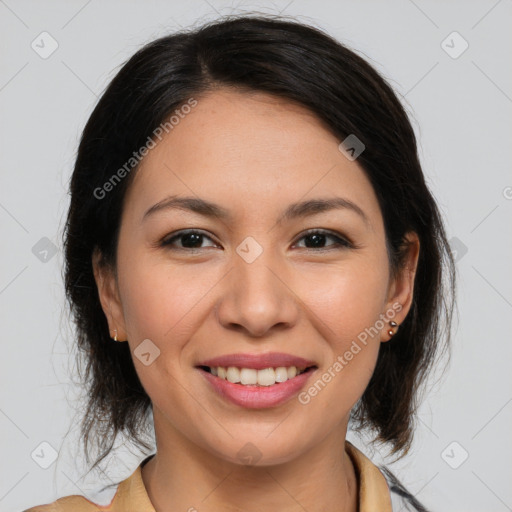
left=93, top=88, right=420, bottom=512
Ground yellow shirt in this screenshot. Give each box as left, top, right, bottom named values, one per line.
left=24, top=441, right=393, bottom=511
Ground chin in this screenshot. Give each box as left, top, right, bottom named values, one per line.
left=204, top=431, right=311, bottom=468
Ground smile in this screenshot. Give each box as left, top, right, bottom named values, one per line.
left=199, top=365, right=313, bottom=386
left=196, top=352, right=318, bottom=409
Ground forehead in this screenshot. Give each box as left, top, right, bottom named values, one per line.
left=124, top=89, right=382, bottom=228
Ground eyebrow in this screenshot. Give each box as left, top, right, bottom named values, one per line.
left=142, top=195, right=370, bottom=228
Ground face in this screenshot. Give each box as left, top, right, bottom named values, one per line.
left=94, top=88, right=419, bottom=466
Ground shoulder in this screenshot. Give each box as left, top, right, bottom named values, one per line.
left=345, top=440, right=431, bottom=512
left=23, top=456, right=155, bottom=512
left=23, top=481, right=121, bottom=512
left=379, top=465, right=431, bottom=512
left=23, top=492, right=113, bottom=512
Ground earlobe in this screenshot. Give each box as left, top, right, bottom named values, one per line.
left=381, top=232, right=420, bottom=341
left=387, top=320, right=398, bottom=338
left=92, top=248, right=127, bottom=341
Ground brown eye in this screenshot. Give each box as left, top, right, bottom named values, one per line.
left=293, top=230, right=352, bottom=250
left=161, top=230, right=218, bottom=250
left=160, top=228, right=353, bottom=252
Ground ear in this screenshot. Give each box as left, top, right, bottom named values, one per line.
left=92, top=248, right=127, bottom=341
left=381, top=232, right=420, bottom=342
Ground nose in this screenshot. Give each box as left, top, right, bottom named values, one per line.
left=214, top=247, right=300, bottom=338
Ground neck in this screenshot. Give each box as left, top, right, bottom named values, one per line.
left=141, top=410, right=358, bottom=512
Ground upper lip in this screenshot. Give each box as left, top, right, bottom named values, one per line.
left=197, top=352, right=317, bottom=370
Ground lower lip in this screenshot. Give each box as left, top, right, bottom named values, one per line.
left=198, top=368, right=316, bottom=409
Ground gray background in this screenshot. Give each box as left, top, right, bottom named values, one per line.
left=1, top=1, right=511, bottom=510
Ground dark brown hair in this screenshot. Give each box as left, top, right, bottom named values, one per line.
left=63, top=14, right=456, bottom=472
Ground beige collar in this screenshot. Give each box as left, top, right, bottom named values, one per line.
left=345, top=440, right=393, bottom=511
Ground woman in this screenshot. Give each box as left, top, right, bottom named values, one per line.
left=25, top=14, right=455, bottom=512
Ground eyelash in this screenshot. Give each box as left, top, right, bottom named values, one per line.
left=160, top=229, right=353, bottom=252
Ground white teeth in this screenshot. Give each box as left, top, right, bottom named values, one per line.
left=257, top=368, right=276, bottom=386
left=275, top=367, right=288, bottom=382
left=240, top=368, right=258, bottom=385
left=209, top=365, right=309, bottom=386
left=226, top=366, right=240, bottom=383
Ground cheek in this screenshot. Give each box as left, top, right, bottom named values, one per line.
left=294, top=261, right=388, bottom=408
left=116, top=252, right=224, bottom=353
left=300, top=258, right=389, bottom=341
left=114, top=261, right=237, bottom=452
left=115, top=255, right=215, bottom=413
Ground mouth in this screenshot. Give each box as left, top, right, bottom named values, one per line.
left=195, top=352, right=319, bottom=409
left=197, top=364, right=317, bottom=386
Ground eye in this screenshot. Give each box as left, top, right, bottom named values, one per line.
left=160, top=228, right=353, bottom=252
left=160, top=230, right=218, bottom=250
left=293, top=229, right=352, bottom=250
